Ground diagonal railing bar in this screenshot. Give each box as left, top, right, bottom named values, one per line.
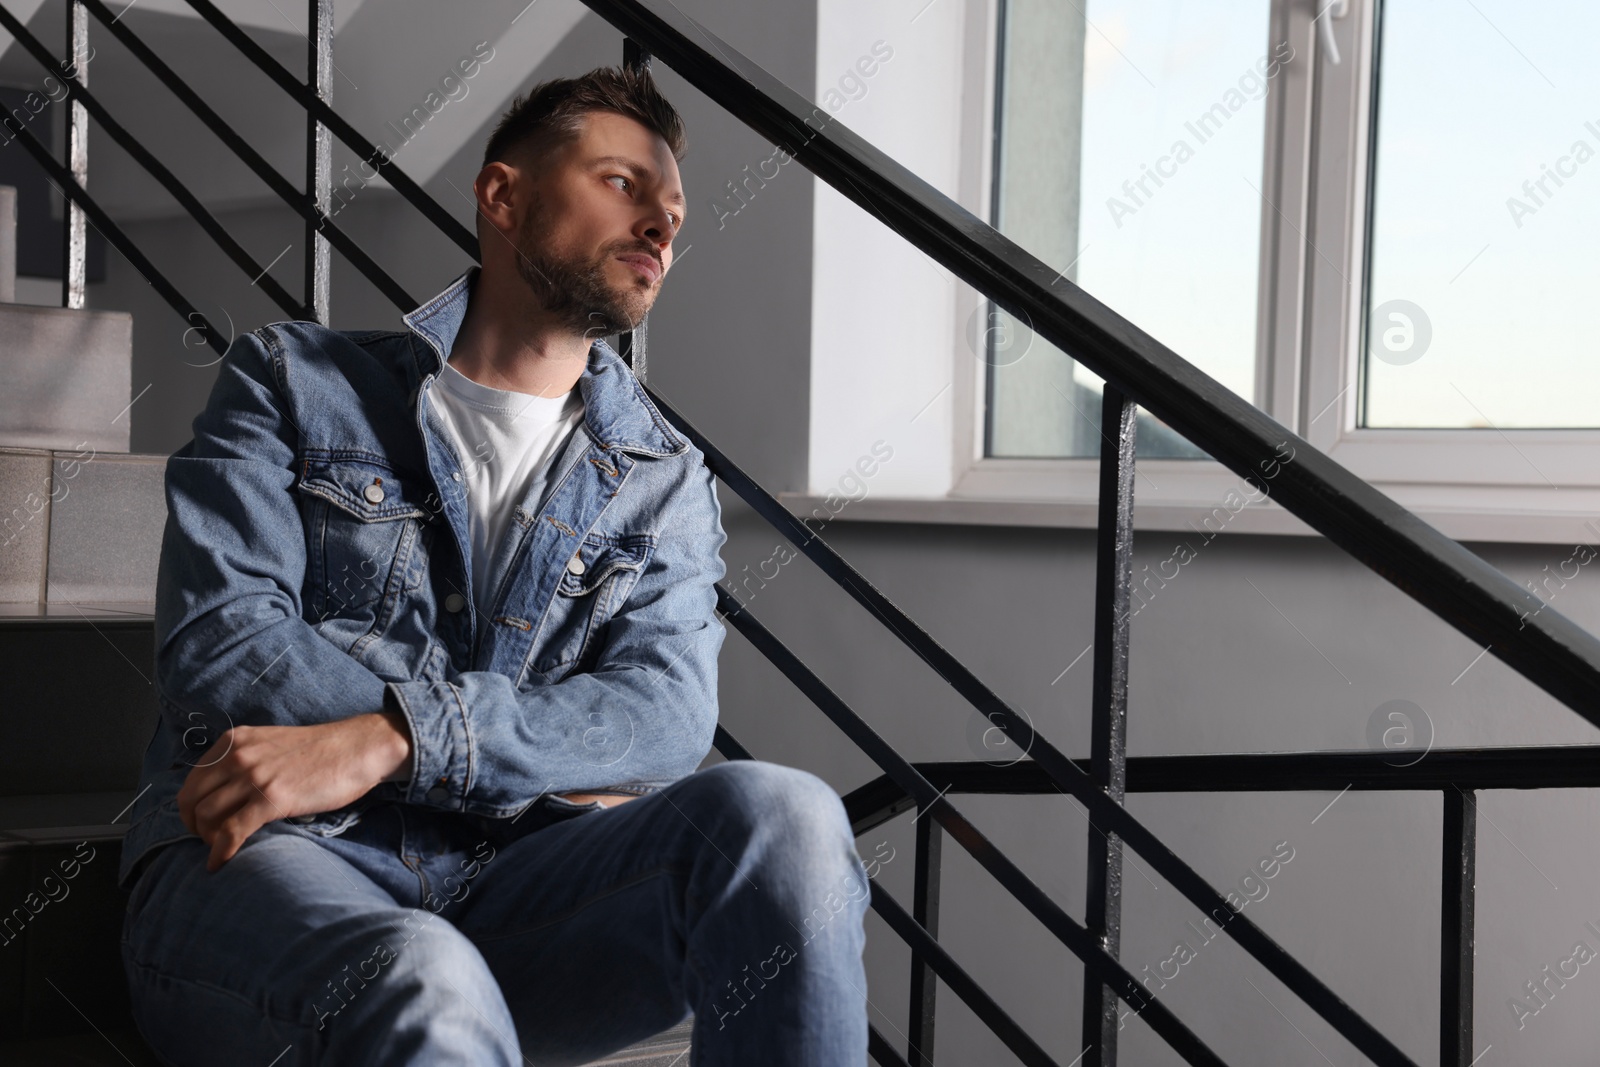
left=871, top=880, right=1070, bottom=1067
left=5, top=123, right=226, bottom=355
left=660, top=388, right=1414, bottom=1067
left=868, top=1025, right=914, bottom=1067
left=0, top=3, right=308, bottom=320
left=71, top=0, right=418, bottom=312
left=177, top=0, right=479, bottom=261
left=710, top=722, right=756, bottom=762
left=711, top=584, right=1230, bottom=1067
left=580, top=0, right=1600, bottom=730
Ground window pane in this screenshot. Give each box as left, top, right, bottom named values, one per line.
left=1363, top=1, right=1600, bottom=428
left=986, top=0, right=1276, bottom=459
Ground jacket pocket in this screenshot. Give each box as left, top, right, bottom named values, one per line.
left=526, top=533, right=654, bottom=681
left=295, top=455, right=436, bottom=639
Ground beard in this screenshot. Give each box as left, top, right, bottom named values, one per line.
left=513, top=197, right=656, bottom=338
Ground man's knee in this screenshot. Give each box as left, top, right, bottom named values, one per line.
left=682, top=761, right=865, bottom=899
left=691, top=760, right=853, bottom=839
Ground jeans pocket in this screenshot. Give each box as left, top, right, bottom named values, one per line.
left=542, top=794, right=606, bottom=817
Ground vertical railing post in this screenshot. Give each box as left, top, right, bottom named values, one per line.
left=617, top=37, right=650, bottom=381
left=1080, top=385, right=1137, bottom=1066
left=304, top=0, right=332, bottom=323
left=1441, top=788, right=1477, bottom=1066
left=62, top=0, right=88, bottom=309
left=908, top=817, right=943, bottom=1067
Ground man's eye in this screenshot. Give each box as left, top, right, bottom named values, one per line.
left=668, top=213, right=681, bottom=228
left=608, top=175, right=632, bottom=192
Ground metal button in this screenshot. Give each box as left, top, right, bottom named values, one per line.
left=363, top=483, right=385, bottom=504
left=444, top=592, right=467, bottom=613
left=426, top=785, right=450, bottom=803
left=566, top=554, right=586, bottom=576
left=452, top=471, right=462, bottom=482
left=291, top=814, right=316, bottom=824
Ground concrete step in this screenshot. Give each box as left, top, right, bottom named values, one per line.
left=0, top=619, right=157, bottom=796
left=0, top=304, right=132, bottom=453
left=0, top=448, right=166, bottom=608
left=1, top=185, right=15, bottom=304
left=0, top=825, right=134, bottom=1043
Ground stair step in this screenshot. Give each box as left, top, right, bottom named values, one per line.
left=0, top=620, right=158, bottom=795
left=0, top=449, right=52, bottom=603
left=1, top=185, right=15, bottom=304
left=0, top=304, right=132, bottom=453
left=44, top=452, right=166, bottom=605
left=585, top=1019, right=695, bottom=1064
left=0, top=448, right=167, bottom=608
left=0, top=826, right=132, bottom=1042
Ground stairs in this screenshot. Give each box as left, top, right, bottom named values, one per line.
left=0, top=177, right=165, bottom=1055
left=0, top=186, right=693, bottom=1063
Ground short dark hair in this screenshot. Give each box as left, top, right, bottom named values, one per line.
left=482, top=65, right=687, bottom=172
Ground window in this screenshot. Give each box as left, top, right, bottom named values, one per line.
left=987, top=0, right=1277, bottom=460
left=1361, top=0, right=1600, bottom=430
left=801, top=0, right=1600, bottom=542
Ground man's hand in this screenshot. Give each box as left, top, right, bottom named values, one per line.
left=177, top=711, right=412, bottom=872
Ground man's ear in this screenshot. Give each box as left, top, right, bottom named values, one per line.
left=475, top=162, right=521, bottom=238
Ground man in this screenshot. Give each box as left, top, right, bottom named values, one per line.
left=118, top=65, right=872, bottom=1066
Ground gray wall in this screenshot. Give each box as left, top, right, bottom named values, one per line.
left=62, top=1, right=1600, bottom=1065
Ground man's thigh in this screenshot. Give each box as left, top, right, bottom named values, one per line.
left=451, top=759, right=868, bottom=1062
left=121, top=821, right=521, bottom=1066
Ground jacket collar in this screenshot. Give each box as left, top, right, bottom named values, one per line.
left=402, top=265, right=688, bottom=458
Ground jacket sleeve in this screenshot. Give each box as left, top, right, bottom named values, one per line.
left=383, top=458, right=729, bottom=818
left=154, top=328, right=393, bottom=747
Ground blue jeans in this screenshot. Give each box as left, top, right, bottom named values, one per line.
left=120, top=760, right=871, bottom=1065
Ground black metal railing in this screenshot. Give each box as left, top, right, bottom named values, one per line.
left=6, top=0, right=1599, bottom=1064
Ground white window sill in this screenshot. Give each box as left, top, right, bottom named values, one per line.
left=778, top=478, right=1600, bottom=546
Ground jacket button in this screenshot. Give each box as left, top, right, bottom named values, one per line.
left=444, top=593, right=467, bottom=613
left=363, top=483, right=386, bottom=504
left=426, top=786, right=450, bottom=803
left=566, top=554, right=586, bottom=575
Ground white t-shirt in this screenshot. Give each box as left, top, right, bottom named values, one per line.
left=429, top=358, right=586, bottom=616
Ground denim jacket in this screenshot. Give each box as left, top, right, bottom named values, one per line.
left=117, top=265, right=728, bottom=891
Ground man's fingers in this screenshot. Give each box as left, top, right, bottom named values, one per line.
left=205, top=796, right=272, bottom=873
left=177, top=730, right=245, bottom=832
left=192, top=778, right=257, bottom=843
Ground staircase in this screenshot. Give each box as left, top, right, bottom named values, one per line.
left=0, top=174, right=167, bottom=1060
left=0, top=185, right=695, bottom=1063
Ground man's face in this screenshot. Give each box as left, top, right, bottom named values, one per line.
left=510, top=110, right=684, bottom=337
